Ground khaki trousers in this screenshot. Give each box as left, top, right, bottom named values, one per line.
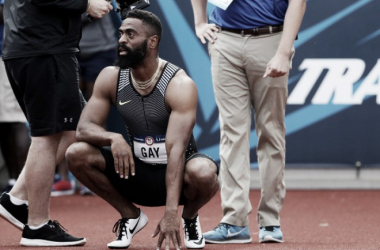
left=208, top=30, right=289, bottom=227
left=0, top=60, right=27, bottom=123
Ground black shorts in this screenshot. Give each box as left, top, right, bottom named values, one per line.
left=100, top=147, right=219, bottom=207
left=4, top=54, right=85, bottom=136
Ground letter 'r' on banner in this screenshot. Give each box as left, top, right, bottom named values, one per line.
left=208, top=0, right=234, bottom=10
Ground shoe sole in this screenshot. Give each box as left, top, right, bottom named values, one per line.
left=185, top=237, right=205, bottom=249
left=107, top=224, right=147, bottom=249
left=51, top=189, right=76, bottom=197
left=259, top=235, right=284, bottom=243
left=205, top=237, right=252, bottom=244
left=185, top=244, right=205, bottom=249
left=108, top=245, right=131, bottom=249
left=0, top=204, right=24, bottom=230
left=20, top=238, right=86, bottom=246
left=80, top=189, right=95, bottom=196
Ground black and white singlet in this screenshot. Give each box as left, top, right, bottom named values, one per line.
left=116, top=62, right=198, bottom=164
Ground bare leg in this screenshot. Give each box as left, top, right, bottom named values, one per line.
left=10, top=169, right=27, bottom=200
left=25, top=135, right=58, bottom=226
left=56, top=131, right=76, bottom=164
left=10, top=131, right=75, bottom=200
left=66, top=142, right=139, bottom=218
left=56, top=160, right=69, bottom=180
left=11, top=133, right=60, bottom=226
left=182, top=158, right=219, bottom=219
left=9, top=131, right=77, bottom=226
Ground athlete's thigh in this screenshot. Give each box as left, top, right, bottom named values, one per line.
left=101, top=146, right=169, bottom=206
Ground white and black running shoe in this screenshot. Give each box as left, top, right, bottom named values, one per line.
left=20, top=220, right=86, bottom=246
left=107, top=209, right=148, bottom=249
left=182, top=215, right=205, bottom=249
left=0, top=192, right=28, bottom=230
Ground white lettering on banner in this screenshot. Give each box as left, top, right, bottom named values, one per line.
left=352, top=59, right=380, bottom=104
left=288, top=59, right=380, bottom=105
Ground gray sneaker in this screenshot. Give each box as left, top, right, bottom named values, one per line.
left=203, top=223, right=252, bottom=244
left=259, top=226, right=284, bottom=243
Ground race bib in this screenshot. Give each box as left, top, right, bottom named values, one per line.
left=133, top=135, right=167, bottom=164
left=208, top=0, right=234, bottom=10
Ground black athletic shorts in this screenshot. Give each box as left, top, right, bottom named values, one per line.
left=4, top=54, right=85, bottom=136
left=100, top=146, right=219, bottom=207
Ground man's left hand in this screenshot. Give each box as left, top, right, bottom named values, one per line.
left=152, top=212, right=181, bottom=250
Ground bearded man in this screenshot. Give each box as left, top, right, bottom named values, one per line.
left=65, top=9, right=219, bottom=250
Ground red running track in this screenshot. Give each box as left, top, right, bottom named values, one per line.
left=1, top=190, right=380, bottom=250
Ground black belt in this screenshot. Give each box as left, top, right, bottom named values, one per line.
left=220, top=25, right=283, bottom=36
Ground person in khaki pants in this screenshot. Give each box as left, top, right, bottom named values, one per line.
left=190, top=0, right=306, bottom=244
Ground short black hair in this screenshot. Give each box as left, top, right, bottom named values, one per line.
left=126, top=9, right=162, bottom=45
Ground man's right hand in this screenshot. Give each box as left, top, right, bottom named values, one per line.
left=110, top=134, right=135, bottom=179
left=87, top=0, right=113, bottom=19
left=195, top=23, right=219, bottom=44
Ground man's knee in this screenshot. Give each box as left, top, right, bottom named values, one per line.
left=185, top=158, right=218, bottom=187
left=66, top=142, right=90, bottom=170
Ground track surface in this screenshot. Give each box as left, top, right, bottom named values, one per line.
left=1, top=190, right=379, bottom=250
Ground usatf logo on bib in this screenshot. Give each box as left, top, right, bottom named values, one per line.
left=145, top=136, right=154, bottom=146
left=133, top=135, right=167, bottom=164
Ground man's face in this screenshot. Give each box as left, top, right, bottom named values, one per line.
left=115, top=19, right=148, bottom=69
left=115, top=39, right=148, bottom=69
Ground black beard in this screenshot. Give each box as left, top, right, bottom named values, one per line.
left=114, top=40, right=148, bottom=69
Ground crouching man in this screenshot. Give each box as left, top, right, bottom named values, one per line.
left=66, top=9, right=219, bottom=250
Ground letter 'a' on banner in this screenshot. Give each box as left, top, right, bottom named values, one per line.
left=208, top=0, right=233, bottom=10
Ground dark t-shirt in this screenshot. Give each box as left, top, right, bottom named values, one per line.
left=2, top=0, right=87, bottom=60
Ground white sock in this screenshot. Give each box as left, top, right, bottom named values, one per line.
left=8, top=193, right=28, bottom=206
left=29, top=221, right=49, bottom=230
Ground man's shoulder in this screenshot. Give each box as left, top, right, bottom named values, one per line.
left=159, top=59, right=196, bottom=90
left=170, top=69, right=194, bottom=87
left=162, top=60, right=181, bottom=74
left=96, top=66, right=120, bottom=90
left=99, top=66, right=120, bottom=77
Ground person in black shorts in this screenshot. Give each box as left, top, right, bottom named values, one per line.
left=66, top=9, right=220, bottom=250
left=0, top=0, right=113, bottom=247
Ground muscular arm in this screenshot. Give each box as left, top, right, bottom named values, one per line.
left=76, top=66, right=117, bottom=145
left=153, top=70, right=198, bottom=249
left=77, top=66, right=135, bottom=178
left=264, top=0, right=306, bottom=78
left=165, top=71, right=197, bottom=215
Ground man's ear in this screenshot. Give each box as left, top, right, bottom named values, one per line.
left=148, top=35, right=159, bottom=49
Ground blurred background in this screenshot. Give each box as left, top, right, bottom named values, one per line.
left=1, top=0, right=379, bottom=190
